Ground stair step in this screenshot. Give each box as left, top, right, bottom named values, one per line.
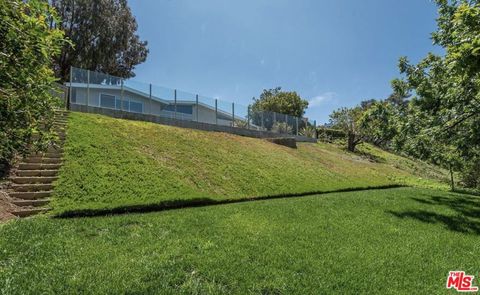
left=16, top=170, right=58, bottom=177
left=11, top=198, right=51, bottom=207
left=11, top=208, right=50, bottom=217
left=12, top=183, right=54, bottom=192
left=32, top=132, right=66, bottom=138
left=22, top=157, right=62, bottom=164
left=9, top=191, right=52, bottom=200
left=45, top=146, right=63, bottom=153
left=29, top=152, right=62, bottom=158
left=11, top=176, right=58, bottom=184
left=18, top=163, right=61, bottom=170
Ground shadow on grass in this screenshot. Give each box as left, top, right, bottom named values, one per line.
left=55, top=184, right=406, bottom=219
left=387, top=192, right=480, bottom=235
left=453, top=188, right=480, bottom=197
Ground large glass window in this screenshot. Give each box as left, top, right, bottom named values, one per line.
left=115, top=99, right=129, bottom=110
left=163, top=105, right=193, bottom=114
left=129, top=101, right=143, bottom=113
left=100, top=94, right=116, bottom=109
left=100, top=94, right=143, bottom=113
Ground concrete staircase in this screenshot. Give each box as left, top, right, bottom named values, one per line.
left=7, top=110, right=69, bottom=217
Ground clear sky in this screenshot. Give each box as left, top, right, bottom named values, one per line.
left=128, top=0, right=442, bottom=123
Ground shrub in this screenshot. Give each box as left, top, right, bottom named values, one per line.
left=461, top=158, right=480, bottom=189
left=271, top=122, right=293, bottom=134
left=233, top=119, right=249, bottom=128
left=300, top=126, right=316, bottom=138
left=0, top=0, right=67, bottom=169
left=317, top=127, right=346, bottom=142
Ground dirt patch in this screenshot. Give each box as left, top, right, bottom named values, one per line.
left=0, top=191, right=18, bottom=223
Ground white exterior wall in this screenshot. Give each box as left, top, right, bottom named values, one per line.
left=71, top=85, right=235, bottom=126
left=72, top=86, right=164, bottom=115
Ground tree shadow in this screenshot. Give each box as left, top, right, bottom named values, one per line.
left=55, top=184, right=405, bottom=219
left=387, top=192, right=480, bottom=235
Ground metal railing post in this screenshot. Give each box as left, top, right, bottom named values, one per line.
left=261, top=112, right=264, bottom=130
left=149, top=84, right=152, bottom=115
left=247, top=106, right=250, bottom=129
left=68, top=66, right=72, bottom=110
left=296, top=117, right=299, bottom=136
left=120, top=79, right=124, bottom=111
left=232, top=102, right=235, bottom=127
left=174, top=89, right=177, bottom=119
left=314, top=120, right=317, bottom=138
left=215, top=99, right=218, bottom=125
left=86, top=70, right=90, bottom=107
left=285, top=114, right=289, bottom=134
left=196, top=94, right=199, bottom=122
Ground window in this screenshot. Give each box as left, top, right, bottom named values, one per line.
left=71, top=88, right=77, bottom=103
left=115, top=99, right=129, bottom=110
left=100, top=94, right=116, bottom=109
left=163, top=105, right=193, bottom=115
left=100, top=94, right=143, bottom=113
left=129, top=101, right=143, bottom=113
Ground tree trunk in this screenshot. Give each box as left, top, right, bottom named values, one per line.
left=347, top=132, right=356, bottom=152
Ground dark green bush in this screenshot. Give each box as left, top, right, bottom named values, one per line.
left=0, top=0, right=67, bottom=169
left=317, top=127, right=346, bottom=142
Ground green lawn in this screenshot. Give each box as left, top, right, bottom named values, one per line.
left=51, top=112, right=449, bottom=214
left=1, top=187, right=478, bottom=294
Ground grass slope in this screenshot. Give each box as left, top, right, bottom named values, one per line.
left=52, top=112, right=449, bottom=213
left=1, top=187, right=479, bottom=294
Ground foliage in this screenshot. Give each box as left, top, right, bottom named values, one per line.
left=460, top=152, right=480, bottom=189
left=251, top=87, right=309, bottom=117
left=1, top=188, right=479, bottom=294
left=233, top=119, right=249, bottom=128
left=389, top=0, right=480, bottom=188
left=328, top=107, right=365, bottom=152
left=250, top=87, right=308, bottom=130
left=0, top=0, right=67, bottom=168
left=299, top=125, right=317, bottom=138
left=317, top=127, right=346, bottom=142
left=271, top=122, right=293, bottom=134
left=51, top=112, right=448, bottom=214
left=359, top=101, right=398, bottom=148
left=51, top=0, right=149, bottom=81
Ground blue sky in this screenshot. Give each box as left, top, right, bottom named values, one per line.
left=128, top=0, right=442, bottom=123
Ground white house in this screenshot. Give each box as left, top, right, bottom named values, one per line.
left=68, top=82, right=238, bottom=126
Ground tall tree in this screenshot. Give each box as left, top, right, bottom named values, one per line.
left=392, top=0, right=480, bottom=188
left=251, top=87, right=309, bottom=117
left=51, top=0, right=148, bottom=81
left=0, top=0, right=67, bottom=171
left=250, top=87, right=309, bottom=130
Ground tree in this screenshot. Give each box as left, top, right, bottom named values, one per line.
left=329, top=107, right=365, bottom=152
left=50, top=0, right=148, bottom=81
left=359, top=101, right=398, bottom=148
left=250, top=87, right=309, bottom=130
left=391, top=0, right=480, bottom=188
left=0, top=0, right=67, bottom=172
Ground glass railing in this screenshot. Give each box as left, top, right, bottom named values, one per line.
left=68, top=67, right=316, bottom=137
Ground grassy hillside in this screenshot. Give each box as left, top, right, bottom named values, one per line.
left=51, top=112, right=449, bottom=214
left=1, top=188, right=479, bottom=294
